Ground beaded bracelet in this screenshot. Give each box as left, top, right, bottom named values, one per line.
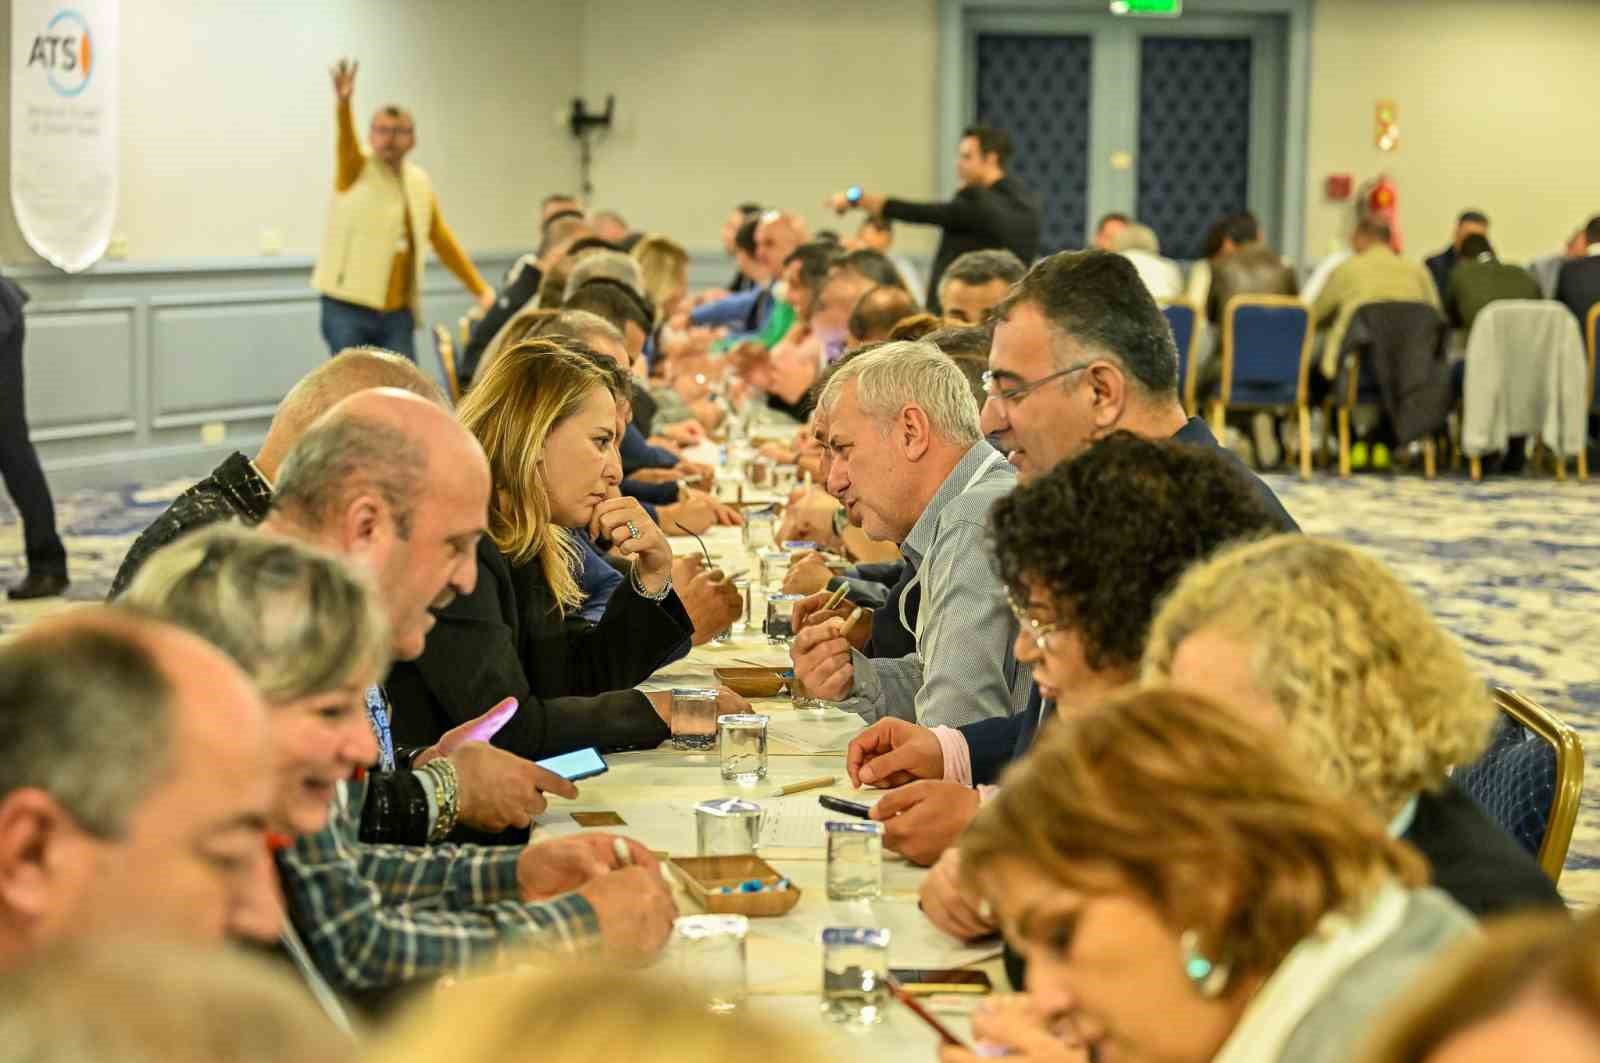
left=421, top=757, right=460, bottom=843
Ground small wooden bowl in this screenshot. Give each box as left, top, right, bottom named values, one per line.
left=714, top=666, right=791, bottom=698
left=670, top=855, right=802, bottom=917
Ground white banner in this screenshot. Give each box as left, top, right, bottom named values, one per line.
left=10, top=0, right=118, bottom=273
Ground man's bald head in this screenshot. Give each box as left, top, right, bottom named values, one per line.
left=265, top=389, right=489, bottom=660
left=756, top=211, right=808, bottom=277
left=849, top=285, right=923, bottom=344
left=0, top=607, right=271, bottom=958
left=256, top=349, right=447, bottom=480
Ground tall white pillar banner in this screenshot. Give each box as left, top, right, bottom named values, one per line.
left=10, top=0, right=119, bottom=273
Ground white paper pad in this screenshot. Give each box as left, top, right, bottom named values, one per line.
left=766, top=713, right=866, bottom=754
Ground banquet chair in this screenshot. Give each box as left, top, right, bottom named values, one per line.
left=1454, top=688, right=1584, bottom=882
left=1582, top=302, right=1598, bottom=480
left=1211, top=295, right=1314, bottom=479
left=1160, top=302, right=1199, bottom=415
left=431, top=325, right=461, bottom=404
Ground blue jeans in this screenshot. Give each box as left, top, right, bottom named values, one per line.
left=319, top=296, right=416, bottom=359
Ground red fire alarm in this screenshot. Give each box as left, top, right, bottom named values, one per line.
left=1325, top=174, right=1353, bottom=201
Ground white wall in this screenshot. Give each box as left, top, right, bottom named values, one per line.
left=0, top=0, right=582, bottom=264
left=577, top=0, right=942, bottom=257
left=1303, top=0, right=1600, bottom=264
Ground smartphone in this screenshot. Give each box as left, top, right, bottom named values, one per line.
left=534, top=747, right=608, bottom=782
left=818, top=794, right=871, bottom=819
left=889, top=968, right=993, bottom=995
left=884, top=973, right=970, bottom=1048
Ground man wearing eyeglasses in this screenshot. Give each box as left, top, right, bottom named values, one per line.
left=844, top=251, right=1296, bottom=868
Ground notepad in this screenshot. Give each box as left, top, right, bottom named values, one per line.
left=757, top=794, right=877, bottom=848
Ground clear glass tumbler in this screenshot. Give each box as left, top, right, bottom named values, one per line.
left=764, top=593, right=805, bottom=643
left=820, top=927, right=891, bottom=1026
left=826, top=821, right=884, bottom=900
left=671, top=688, right=720, bottom=751
left=718, top=714, right=769, bottom=783
left=672, top=914, right=749, bottom=1013
left=695, top=798, right=762, bottom=855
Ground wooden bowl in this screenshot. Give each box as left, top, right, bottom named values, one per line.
left=670, top=855, right=802, bottom=917
left=714, top=666, right=791, bottom=698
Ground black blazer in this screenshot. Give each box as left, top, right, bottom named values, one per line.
left=0, top=276, right=28, bottom=336
left=384, top=538, right=691, bottom=759
left=883, top=176, right=1040, bottom=313
left=1406, top=781, right=1567, bottom=917
left=1556, top=256, right=1600, bottom=327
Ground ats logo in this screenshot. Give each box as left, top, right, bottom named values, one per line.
left=26, top=9, right=93, bottom=98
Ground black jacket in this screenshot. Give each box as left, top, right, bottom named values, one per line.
left=883, top=176, right=1040, bottom=313
left=1406, top=781, right=1567, bottom=917
left=1556, top=256, right=1600, bottom=328
left=460, top=257, right=543, bottom=387
left=0, top=276, right=27, bottom=336
left=1337, top=301, right=1452, bottom=446
left=385, top=538, right=690, bottom=759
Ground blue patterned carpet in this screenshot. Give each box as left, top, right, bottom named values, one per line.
left=1, top=470, right=1596, bottom=904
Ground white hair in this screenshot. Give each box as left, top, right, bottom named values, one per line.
left=1112, top=223, right=1161, bottom=255
left=820, top=341, right=982, bottom=447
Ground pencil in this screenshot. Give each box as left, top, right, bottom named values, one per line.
left=612, top=837, right=634, bottom=867
left=821, top=583, right=849, bottom=613
left=772, top=776, right=837, bottom=797
left=839, top=606, right=864, bottom=638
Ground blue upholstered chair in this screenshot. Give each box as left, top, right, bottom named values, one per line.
left=1161, top=301, right=1199, bottom=415
left=1211, top=295, right=1314, bottom=479
left=1455, top=688, right=1584, bottom=882
left=431, top=324, right=461, bottom=404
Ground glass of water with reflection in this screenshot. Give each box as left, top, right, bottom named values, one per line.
left=673, top=914, right=749, bottom=1013
left=821, top=927, right=890, bottom=1025
left=826, top=821, right=884, bottom=900
left=718, top=714, right=768, bottom=783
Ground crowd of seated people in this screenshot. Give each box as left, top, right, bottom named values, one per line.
left=4, top=158, right=1599, bottom=1063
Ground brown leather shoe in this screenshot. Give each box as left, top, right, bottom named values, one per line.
left=7, top=570, right=69, bottom=600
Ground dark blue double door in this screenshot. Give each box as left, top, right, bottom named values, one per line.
left=973, top=13, right=1287, bottom=260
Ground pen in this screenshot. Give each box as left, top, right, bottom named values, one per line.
left=612, top=837, right=633, bottom=867
left=772, top=775, right=837, bottom=797
left=821, top=583, right=849, bottom=614
left=839, top=606, right=864, bottom=638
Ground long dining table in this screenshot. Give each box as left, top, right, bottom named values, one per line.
left=529, top=439, right=1006, bottom=1060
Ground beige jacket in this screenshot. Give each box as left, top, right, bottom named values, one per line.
left=1312, top=245, right=1439, bottom=378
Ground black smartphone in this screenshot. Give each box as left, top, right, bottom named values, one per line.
left=889, top=968, right=994, bottom=995
left=818, top=794, right=871, bottom=819
left=534, top=747, right=609, bottom=782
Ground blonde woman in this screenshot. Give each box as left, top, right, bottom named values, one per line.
left=630, top=233, right=690, bottom=324
left=386, top=341, right=744, bottom=765
left=365, top=968, right=826, bottom=1063
left=1143, top=535, right=1564, bottom=917
left=950, top=686, right=1473, bottom=1063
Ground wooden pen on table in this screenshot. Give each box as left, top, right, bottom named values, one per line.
left=772, top=776, right=837, bottom=797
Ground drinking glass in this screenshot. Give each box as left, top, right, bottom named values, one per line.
left=718, top=714, right=769, bottom=783
left=820, top=927, right=891, bottom=1026
left=672, top=915, right=749, bottom=1013
left=743, top=507, right=777, bottom=551
left=826, top=821, right=884, bottom=900
left=695, top=798, right=762, bottom=855
left=671, top=688, right=720, bottom=751
left=764, top=593, right=805, bottom=643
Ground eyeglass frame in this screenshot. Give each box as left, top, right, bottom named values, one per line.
left=981, top=361, right=1094, bottom=407
left=1005, top=588, right=1064, bottom=652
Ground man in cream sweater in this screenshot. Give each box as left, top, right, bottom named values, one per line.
left=312, top=58, right=494, bottom=359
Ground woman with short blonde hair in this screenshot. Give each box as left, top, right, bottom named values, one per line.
left=958, top=685, right=1472, bottom=1063
left=1142, top=535, right=1564, bottom=916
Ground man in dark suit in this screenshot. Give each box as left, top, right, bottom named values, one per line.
left=1425, top=209, right=1489, bottom=305
left=1556, top=214, right=1600, bottom=328
left=0, top=277, right=67, bottom=599
left=828, top=126, right=1040, bottom=314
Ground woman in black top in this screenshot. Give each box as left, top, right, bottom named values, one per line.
left=387, top=341, right=701, bottom=760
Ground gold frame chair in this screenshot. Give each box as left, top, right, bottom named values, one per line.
left=1210, top=294, right=1315, bottom=480
left=431, top=324, right=461, bottom=404
left=1491, top=688, right=1585, bottom=882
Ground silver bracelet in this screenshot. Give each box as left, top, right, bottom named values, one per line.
left=631, top=565, right=673, bottom=601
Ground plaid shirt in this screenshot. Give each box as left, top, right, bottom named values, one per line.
left=277, top=777, right=599, bottom=991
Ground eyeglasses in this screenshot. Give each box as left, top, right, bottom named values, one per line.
left=981, top=362, right=1093, bottom=406
left=1006, top=590, right=1063, bottom=652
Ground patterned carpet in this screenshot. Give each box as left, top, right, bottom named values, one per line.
left=2, top=467, right=1596, bottom=904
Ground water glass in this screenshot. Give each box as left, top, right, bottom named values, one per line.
left=826, top=821, right=884, bottom=900
left=671, top=688, right=720, bottom=751
left=718, top=714, right=769, bottom=783
left=756, top=548, right=788, bottom=590
left=790, top=670, right=826, bottom=716
left=821, top=927, right=891, bottom=1026
left=773, top=464, right=799, bottom=492
left=695, top=798, right=762, bottom=855
left=764, top=593, right=805, bottom=643
left=673, top=915, right=749, bottom=1013
left=745, top=455, right=774, bottom=488
left=743, top=507, right=777, bottom=551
